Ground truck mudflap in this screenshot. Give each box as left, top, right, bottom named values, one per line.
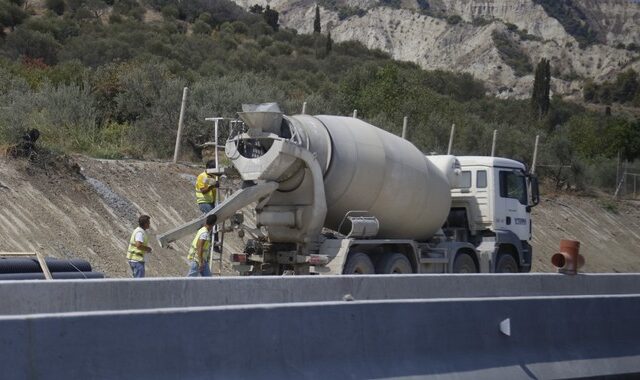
left=157, top=181, right=278, bottom=247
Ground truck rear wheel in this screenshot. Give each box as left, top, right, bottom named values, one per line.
left=343, top=252, right=375, bottom=274
left=453, top=252, right=477, bottom=273
left=376, top=253, right=412, bottom=274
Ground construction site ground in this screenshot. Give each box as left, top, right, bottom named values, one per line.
left=0, top=154, right=639, bottom=277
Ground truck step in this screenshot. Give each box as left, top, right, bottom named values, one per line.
left=420, top=257, right=449, bottom=264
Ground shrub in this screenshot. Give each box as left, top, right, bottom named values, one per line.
left=45, top=0, right=66, bottom=15
left=0, top=0, right=28, bottom=34
left=161, top=5, right=178, bottom=20
left=491, top=30, right=533, bottom=77
left=192, top=20, right=211, bottom=35
left=472, top=17, right=491, bottom=27
left=446, top=15, right=462, bottom=25
left=3, top=28, right=61, bottom=65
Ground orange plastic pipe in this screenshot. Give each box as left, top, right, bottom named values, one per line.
left=551, top=239, right=584, bottom=275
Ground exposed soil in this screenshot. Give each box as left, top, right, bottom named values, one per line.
left=0, top=154, right=244, bottom=277
left=531, top=195, right=640, bottom=273
left=0, top=154, right=638, bottom=277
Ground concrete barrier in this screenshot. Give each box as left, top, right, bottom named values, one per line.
left=2, top=273, right=640, bottom=315
left=1, top=295, right=639, bottom=379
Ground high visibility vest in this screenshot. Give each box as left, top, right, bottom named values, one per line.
left=188, top=226, right=211, bottom=263
left=126, top=227, right=148, bottom=262
left=195, top=172, right=217, bottom=204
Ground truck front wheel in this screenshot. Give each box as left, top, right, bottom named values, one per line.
left=495, top=254, right=518, bottom=273
left=376, top=253, right=412, bottom=274
left=452, top=252, right=477, bottom=273
left=343, top=252, right=375, bottom=274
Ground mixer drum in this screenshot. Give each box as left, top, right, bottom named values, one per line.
left=287, top=115, right=452, bottom=241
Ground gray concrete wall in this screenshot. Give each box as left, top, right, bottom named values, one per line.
left=1, top=295, right=639, bottom=379
left=2, top=273, right=640, bottom=315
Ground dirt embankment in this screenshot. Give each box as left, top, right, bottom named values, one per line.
left=0, top=155, right=639, bottom=276
left=0, top=155, right=244, bottom=277
left=531, top=195, right=640, bottom=273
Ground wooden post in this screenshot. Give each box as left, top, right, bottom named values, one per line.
left=352, top=109, right=358, bottom=118
left=173, top=87, right=189, bottom=163
left=35, top=252, right=53, bottom=280
left=491, top=129, right=497, bottom=157
left=616, top=151, right=621, bottom=190
left=447, top=124, right=455, bottom=155
left=531, top=135, right=540, bottom=175
left=402, top=116, right=408, bottom=140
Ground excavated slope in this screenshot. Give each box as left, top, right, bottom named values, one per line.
left=0, top=155, right=638, bottom=276
left=0, top=155, right=246, bottom=277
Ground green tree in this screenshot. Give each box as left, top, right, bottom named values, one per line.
left=4, top=28, right=61, bottom=65
left=531, top=58, right=551, bottom=118
left=326, top=29, right=332, bottom=55
left=313, top=5, right=320, bottom=33
left=192, top=20, right=211, bottom=34
left=612, top=69, right=639, bottom=104
left=263, top=5, right=278, bottom=31
left=45, top=0, right=66, bottom=15
left=161, top=4, right=178, bottom=19
left=249, top=4, right=263, bottom=14
left=0, top=0, right=28, bottom=34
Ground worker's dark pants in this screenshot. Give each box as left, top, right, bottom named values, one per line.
left=198, top=203, right=220, bottom=252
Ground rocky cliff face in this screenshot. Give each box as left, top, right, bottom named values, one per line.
left=576, top=0, right=640, bottom=45
left=232, top=0, right=640, bottom=98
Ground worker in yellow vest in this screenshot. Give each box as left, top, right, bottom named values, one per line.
left=126, top=215, right=152, bottom=278
left=187, top=214, right=217, bottom=277
left=196, top=160, right=220, bottom=253
left=195, top=160, right=219, bottom=214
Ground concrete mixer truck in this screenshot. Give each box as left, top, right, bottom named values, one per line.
left=159, top=104, right=540, bottom=275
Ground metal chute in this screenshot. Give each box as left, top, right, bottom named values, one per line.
left=157, top=181, right=279, bottom=248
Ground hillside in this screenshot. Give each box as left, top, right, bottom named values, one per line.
left=234, top=0, right=640, bottom=98
left=0, top=0, right=638, bottom=205
left=0, top=155, right=638, bottom=277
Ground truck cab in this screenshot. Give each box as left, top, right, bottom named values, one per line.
left=448, top=156, right=539, bottom=272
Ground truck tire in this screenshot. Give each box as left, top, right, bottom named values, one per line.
left=376, top=253, right=412, bottom=274
left=452, top=252, right=477, bottom=273
left=496, top=254, right=518, bottom=273
left=343, top=252, right=375, bottom=274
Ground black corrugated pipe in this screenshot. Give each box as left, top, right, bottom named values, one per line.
left=0, top=272, right=105, bottom=280
left=0, top=258, right=92, bottom=274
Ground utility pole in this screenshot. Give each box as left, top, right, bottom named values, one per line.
left=205, top=117, right=225, bottom=275
left=613, top=160, right=627, bottom=199
left=531, top=135, right=540, bottom=175
left=616, top=151, right=621, bottom=189
left=402, top=116, right=408, bottom=140
left=173, top=87, right=188, bottom=163
left=491, top=129, right=497, bottom=157
left=447, top=124, right=455, bottom=155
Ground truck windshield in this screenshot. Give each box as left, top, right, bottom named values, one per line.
left=499, top=170, right=527, bottom=205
